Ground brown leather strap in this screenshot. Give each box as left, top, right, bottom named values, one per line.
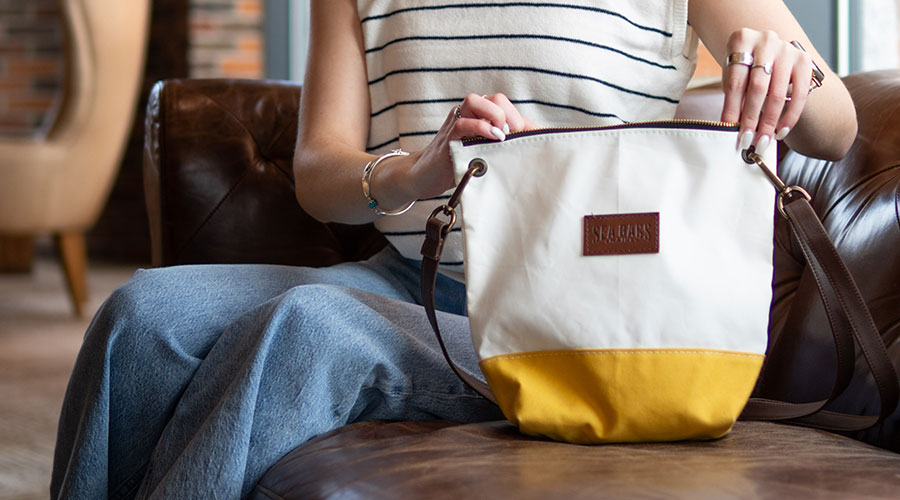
left=741, top=193, right=900, bottom=430
left=421, top=214, right=497, bottom=404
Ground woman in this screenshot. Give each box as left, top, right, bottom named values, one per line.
left=52, top=1, right=856, bottom=498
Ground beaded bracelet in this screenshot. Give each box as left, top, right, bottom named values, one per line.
left=361, top=149, right=413, bottom=216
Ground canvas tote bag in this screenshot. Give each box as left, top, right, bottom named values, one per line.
left=419, top=121, right=899, bottom=444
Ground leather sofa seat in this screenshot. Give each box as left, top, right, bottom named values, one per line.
left=251, top=420, right=900, bottom=499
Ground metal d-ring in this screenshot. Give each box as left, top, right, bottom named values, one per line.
left=742, top=146, right=812, bottom=218
left=777, top=185, right=812, bottom=219
left=428, top=204, right=458, bottom=237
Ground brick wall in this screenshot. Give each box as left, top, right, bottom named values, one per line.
left=189, top=0, right=264, bottom=79
left=0, top=0, right=263, bottom=138
left=0, top=0, right=64, bottom=137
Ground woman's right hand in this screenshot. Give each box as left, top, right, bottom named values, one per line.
left=296, top=1, right=541, bottom=224
left=403, top=93, right=538, bottom=201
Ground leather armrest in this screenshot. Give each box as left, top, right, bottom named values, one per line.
left=142, top=78, right=385, bottom=267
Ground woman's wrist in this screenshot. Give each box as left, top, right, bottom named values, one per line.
left=364, top=150, right=423, bottom=214
left=362, top=150, right=415, bottom=215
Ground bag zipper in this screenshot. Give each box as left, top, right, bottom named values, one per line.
left=461, top=119, right=739, bottom=146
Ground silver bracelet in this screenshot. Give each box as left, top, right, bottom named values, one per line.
left=361, top=149, right=414, bottom=216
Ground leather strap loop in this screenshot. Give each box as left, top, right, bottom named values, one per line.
left=421, top=213, right=497, bottom=404
left=420, top=163, right=498, bottom=404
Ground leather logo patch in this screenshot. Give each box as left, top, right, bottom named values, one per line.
left=583, top=213, right=659, bottom=256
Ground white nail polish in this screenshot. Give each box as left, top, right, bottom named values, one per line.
left=738, top=130, right=754, bottom=151
left=490, top=126, right=506, bottom=141
left=775, top=127, right=790, bottom=141
left=756, top=134, right=772, bottom=156
left=502, top=123, right=510, bottom=135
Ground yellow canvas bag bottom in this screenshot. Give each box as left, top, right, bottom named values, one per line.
left=479, top=348, right=764, bottom=444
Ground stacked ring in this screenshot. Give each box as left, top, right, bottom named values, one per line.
left=751, top=62, right=773, bottom=75
left=453, top=105, right=462, bottom=120
left=726, top=51, right=753, bottom=68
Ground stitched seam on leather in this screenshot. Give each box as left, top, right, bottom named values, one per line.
left=788, top=204, right=896, bottom=406
left=251, top=484, right=288, bottom=500
left=796, top=208, right=880, bottom=371
left=174, top=155, right=254, bottom=262
left=173, top=90, right=269, bottom=261
left=788, top=208, right=850, bottom=394
left=197, top=92, right=294, bottom=182
left=261, top=123, right=294, bottom=181
left=199, top=91, right=261, bottom=146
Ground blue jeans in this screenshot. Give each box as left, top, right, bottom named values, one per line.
left=51, top=247, right=502, bottom=499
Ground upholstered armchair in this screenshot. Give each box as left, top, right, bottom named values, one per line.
left=0, top=0, right=150, bottom=315
left=144, top=72, right=900, bottom=498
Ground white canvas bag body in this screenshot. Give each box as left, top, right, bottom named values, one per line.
left=421, top=121, right=899, bottom=444
left=446, top=122, right=776, bottom=443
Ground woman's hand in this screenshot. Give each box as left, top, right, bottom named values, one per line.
left=404, top=93, right=539, bottom=201
left=295, top=0, right=539, bottom=224
left=721, top=29, right=815, bottom=155
left=689, top=0, right=856, bottom=160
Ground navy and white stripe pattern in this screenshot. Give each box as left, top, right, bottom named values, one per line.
left=359, top=0, right=697, bottom=279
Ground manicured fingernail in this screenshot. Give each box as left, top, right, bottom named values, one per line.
left=738, top=130, right=754, bottom=151
left=775, top=127, right=790, bottom=141
left=502, top=123, right=510, bottom=135
left=756, top=134, right=772, bottom=156
left=490, top=126, right=506, bottom=141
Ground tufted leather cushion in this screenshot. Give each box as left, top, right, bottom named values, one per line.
left=143, top=79, right=386, bottom=268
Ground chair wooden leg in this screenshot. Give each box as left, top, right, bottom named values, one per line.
left=55, top=231, right=89, bottom=317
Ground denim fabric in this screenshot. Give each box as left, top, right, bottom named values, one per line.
left=51, top=247, right=502, bottom=499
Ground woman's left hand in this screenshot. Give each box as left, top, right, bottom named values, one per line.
left=720, top=28, right=816, bottom=155
left=690, top=0, right=856, bottom=160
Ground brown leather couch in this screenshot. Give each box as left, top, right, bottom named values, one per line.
left=144, top=72, right=900, bottom=498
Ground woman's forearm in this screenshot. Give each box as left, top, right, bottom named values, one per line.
left=784, top=82, right=857, bottom=160
left=293, top=139, right=423, bottom=225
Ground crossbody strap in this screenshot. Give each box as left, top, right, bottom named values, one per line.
left=421, top=219, right=497, bottom=404
left=740, top=190, right=899, bottom=429
left=737, top=149, right=899, bottom=430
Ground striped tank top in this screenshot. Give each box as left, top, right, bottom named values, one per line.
left=357, top=0, right=699, bottom=280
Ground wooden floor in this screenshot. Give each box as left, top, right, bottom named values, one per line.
left=0, top=254, right=136, bottom=500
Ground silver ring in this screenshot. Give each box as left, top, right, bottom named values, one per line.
left=453, top=105, right=462, bottom=120
left=726, top=51, right=753, bottom=68
left=751, top=62, right=773, bottom=75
